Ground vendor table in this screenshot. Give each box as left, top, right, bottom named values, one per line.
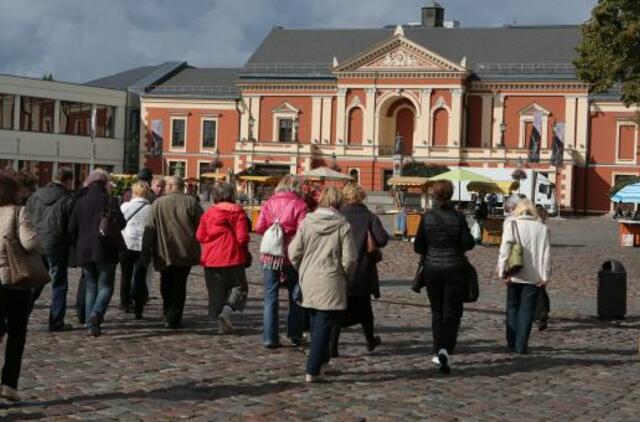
left=482, top=217, right=504, bottom=245
left=617, top=220, right=640, bottom=247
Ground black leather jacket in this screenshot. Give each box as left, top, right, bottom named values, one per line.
left=414, top=203, right=475, bottom=271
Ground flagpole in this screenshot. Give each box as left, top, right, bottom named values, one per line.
left=89, top=106, right=96, bottom=172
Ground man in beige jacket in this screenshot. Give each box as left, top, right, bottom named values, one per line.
left=142, top=176, right=203, bottom=329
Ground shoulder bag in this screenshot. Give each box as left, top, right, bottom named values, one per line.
left=367, top=214, right=383, bottom=264
left=505, top=220, right=524, bottom=276
left=98, top=198, right=126, bottom=251
left=430, top=210, right=479, bottom=303
left=2, top=206, right=50, bottom=289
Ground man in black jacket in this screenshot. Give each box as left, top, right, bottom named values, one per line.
left=26, top=167, right=75, bottom=331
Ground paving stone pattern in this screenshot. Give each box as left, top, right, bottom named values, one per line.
left=1, top=217, right=639, bottom=420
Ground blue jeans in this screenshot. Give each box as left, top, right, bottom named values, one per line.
left=44, top=253, right=69, bottom=329
left=506, top=283, right=539, bottom=353
left=262, top=265, right=304, bottom=345
left=307, top=309, right=338, bottom=376
left=83, top=262, right=117, bottom=329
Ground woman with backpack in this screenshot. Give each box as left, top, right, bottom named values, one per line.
left=497, top=199, right=551, bottom=354
left=196, top=182, right=250, bottom=334
left=0, top=173, right=41, bottom=401
left=255, top=175, right=308, bottom=348
left=68, top=169, right=126, bottom=337
left=329, top=182, right=388, bottom=357
left=289, top=186, right=357, bottom=382
left=414, top=180, right=475, bottom=374
left=119, top=181, right=152, bottom=319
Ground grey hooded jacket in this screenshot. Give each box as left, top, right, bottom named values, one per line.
left=288, top=208, right=357, bottom=311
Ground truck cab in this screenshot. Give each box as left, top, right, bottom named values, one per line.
left=535, top=176, right=557, bottom=215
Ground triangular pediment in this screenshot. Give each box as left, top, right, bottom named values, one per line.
left=520, top=103, right=550, bottom=116
left=334, top=36, right=467, bottom=73
left=273, top=102, right=299, bottom=114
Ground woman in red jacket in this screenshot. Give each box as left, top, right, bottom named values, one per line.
left=196, top=182, right=250, bottom=334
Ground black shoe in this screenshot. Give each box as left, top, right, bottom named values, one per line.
left=90, top=325, right=101, bottom=337
left=135, top=313, right=143, bottom=320
left=290, top=337, right=307, bottom=347
left=366, top=336, right=382, bottom=352
left=330, top=350, right=339, bottom=358
left=264, top=343, right=281, bottom=349
left=437, top=349, right=451, bottom=374
left=49, top=323, right=73, bottom=332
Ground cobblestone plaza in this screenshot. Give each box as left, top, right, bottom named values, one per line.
left=1, top=217, right=639, bottom=420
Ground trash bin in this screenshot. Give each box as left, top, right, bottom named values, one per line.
left=597, top=260, right=627, bottom=319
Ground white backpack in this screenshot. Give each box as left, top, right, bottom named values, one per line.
left=259, top=202, right=293, bottom=270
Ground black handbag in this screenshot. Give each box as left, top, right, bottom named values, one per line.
left=98, top=199, right=126, bottom=251
left=411, top=257, right=425, bottom=293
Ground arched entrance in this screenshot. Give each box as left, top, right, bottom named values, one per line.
left=377, top=95, right=418, bottom=156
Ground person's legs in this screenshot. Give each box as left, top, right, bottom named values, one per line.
left=76, top=271, right=86, bottom=324
left=83, top=264, right=99, bottom=330
left=204, top=268, right=227, bottom=320
left=159, top=268, right=172, bottom=324
left=284, top=265, right=304, bottom=343
left=90, top=263, right=116, bottom=324
left=173, top=266, right=190, bottom=326
left=46, top=252, right=70, bottom=330
left=426, top=276, right=445, bottom=355
left=440, top=276, right=465, bottom=354
left=358, top=295, right=375, bottom=343
left=0, top=288, right=31, bottom=390
left=226, top=267, right=248, bottom=312
left=306, top=310, right=336, bottom=376
left=506, top=283, right=522, bottom=349
left=119, top=250, right=135, bottom=311
left=515, top=283, right=539, bottom=353
left=130, top=253, right=147, bottom=317
left=262, top=268, right=280, bottom=346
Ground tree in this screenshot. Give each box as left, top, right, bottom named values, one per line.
left=574, top=0, right=640, bottom=108
left=401, top=161, right=448, bottom=177
left=41, top=73, right=53, bottom=81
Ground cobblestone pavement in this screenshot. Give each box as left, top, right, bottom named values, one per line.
left=1, top=217, right=639, bottom=420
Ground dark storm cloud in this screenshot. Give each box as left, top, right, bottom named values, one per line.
left=0, top=0, right=596, bottom=83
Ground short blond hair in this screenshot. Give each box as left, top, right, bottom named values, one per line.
left=343, top=182, right=366, bottom=205
left=513, top=198, right=539, bottom=218
left=131, top=181, right=150, bottom=198
left=275, top=175, right=302, bottom=196
left=318, top=186, right=343, bottom=209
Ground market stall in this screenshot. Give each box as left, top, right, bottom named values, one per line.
left=239, top=175, right=281, bottom=232
left=466, top=180, right=520, bottom=245
left=387, top=176, right=431, bottom=238
left=611, top=182, right=640, bottom=247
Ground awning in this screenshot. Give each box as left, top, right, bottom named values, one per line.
left=467, top=181, right=520, bottom=195
left=612, top=182, right=640, bottom=203
left=200, top=172, right=227, bottom=179
left=238, top=175, right=280, bottom=184
left=387, top=176, right=431, bottom=187
left=302, top=166, right=353, bottom=181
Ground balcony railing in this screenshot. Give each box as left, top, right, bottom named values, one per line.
left=475, top=63, right=575, bottom=74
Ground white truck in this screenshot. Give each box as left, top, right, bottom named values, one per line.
left=449, top=167, right=557, bottom=213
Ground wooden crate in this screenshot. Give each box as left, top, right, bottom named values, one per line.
left=406, top=213, right=423, bottom=238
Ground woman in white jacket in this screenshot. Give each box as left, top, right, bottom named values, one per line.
left=120, top=182, right=152, bottom=319
left=497, top=199, right=551, bottom=353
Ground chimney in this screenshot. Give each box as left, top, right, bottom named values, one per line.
left=421, top=1, right=445, bottom=28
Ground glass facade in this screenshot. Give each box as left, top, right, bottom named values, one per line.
left=20, top=96, right=55, bottom=133
left=60, top=101, right=91, bottom=136
left=0, top=94, right=14, bottom=130
left=94, top=104, right=115, bottom=138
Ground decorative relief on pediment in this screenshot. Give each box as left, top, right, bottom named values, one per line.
left=361, top=46, right=442, bottom=71
left=434, top=96, right=448, bottom=110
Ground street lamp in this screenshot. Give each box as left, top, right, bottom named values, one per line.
left=293, top=118, right=300, bottom=142
left=330, top=152, right=340, bottom=171
left=248, top=114, right=255, bottom=142
left=499, top=121, right=507, bottom=147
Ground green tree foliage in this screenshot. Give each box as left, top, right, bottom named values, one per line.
left=574, top=0, right=640, bottom=107
left=401, top=161, right=448, bottom=177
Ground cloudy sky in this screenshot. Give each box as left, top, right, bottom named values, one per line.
left=0, top=0, right=597, bottom=83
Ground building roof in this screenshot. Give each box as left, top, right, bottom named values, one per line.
left=242, top=25, right=582, bottom=80
left=143, top=67, right=242, bottom=99
left=84, top=62, right=186, bottom=93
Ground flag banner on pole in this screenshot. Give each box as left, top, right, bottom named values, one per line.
left=527, top=111, right=541, bottom=163
left=150, top=119, right=163, bottom=157
left=90, top=108, right=97, bottom=138
left=550, top=122, right=565, bottom=166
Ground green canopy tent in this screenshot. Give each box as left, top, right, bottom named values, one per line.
left=430, top=168, right=491, bottom=201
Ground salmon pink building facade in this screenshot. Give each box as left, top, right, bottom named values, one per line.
left=136, top=3, right=639, bottom=214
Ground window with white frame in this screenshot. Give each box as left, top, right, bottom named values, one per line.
left=168, top=160, right=186, bottom=177
left=171, top=118, right=186, bottom=149
left=278, top=118, right=294, bottom=142
left=202, top=118, right=217, bottom=149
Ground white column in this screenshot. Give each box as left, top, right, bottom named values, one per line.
left=13, top=95, right=20, bottom=130
left=335, top=88, right=347, bottom=144
left=564, top=96, right=577, bottom=149
left=481, top=94, right=493, bottom=147
left=240, top=97, right=249, bottom=142
left=311, top=97, right=322, bottom=143
left=449, top=88, right=464, bottom=147
left=363, top=88, right=376, bottom=144
left=419, top=88, right=432, bottom=146
left=321, top=97, right=332, bottom=144
left=575, top=96, right=589, bottom=151
left=53, top=100, right=61, bottom=134
left=249, top=96, right=260, bottom=141
left=492, top=94, right=506, bottom=147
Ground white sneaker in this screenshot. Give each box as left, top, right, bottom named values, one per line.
left=0, top=385, right=20, bottom=402
left=218, top=306, right=233, bottom=334
left=437, top=349, right=451, bottom=374
left=431, top=355, right=440, bottom=366
left=305, top=374, right=322, bottom=383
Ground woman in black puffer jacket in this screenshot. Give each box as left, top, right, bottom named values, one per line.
left=414, top=180, right=475, bottom=374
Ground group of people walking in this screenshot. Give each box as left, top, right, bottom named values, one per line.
left=0, top=167, right=551, bottom=399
